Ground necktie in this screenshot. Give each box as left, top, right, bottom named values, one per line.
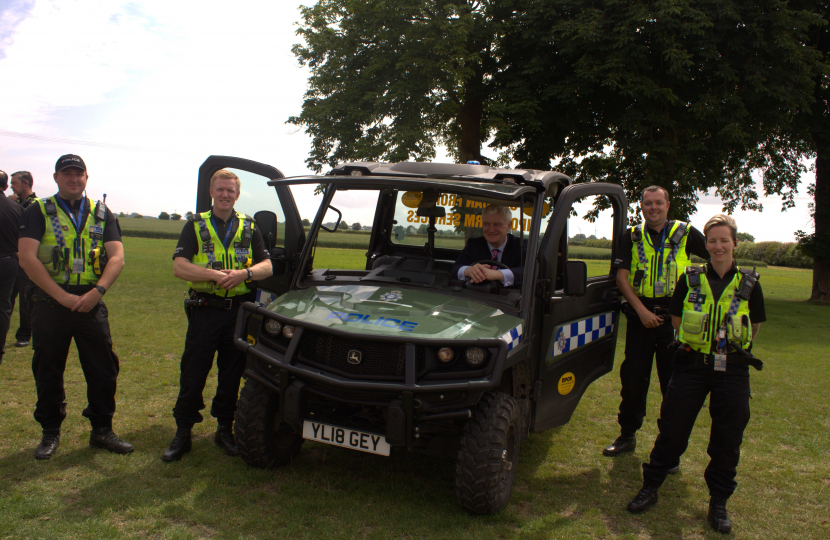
left=492, top=248, right=500, bottom=270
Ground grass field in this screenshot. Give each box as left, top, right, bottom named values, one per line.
left=0, top=239, right=827, bottom=539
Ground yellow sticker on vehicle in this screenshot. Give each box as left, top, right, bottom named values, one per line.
left=523, top=202, right=550, bottom=216
left=401, top=191, right=423, bottom=208
left=558, top=372, right=575, bottom=395
left=246, top=335, right=256, bottom=346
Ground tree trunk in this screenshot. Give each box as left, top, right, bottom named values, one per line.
left=811, top=151, right=830, bottom=302
left=456, top=78, right=484, bottom=164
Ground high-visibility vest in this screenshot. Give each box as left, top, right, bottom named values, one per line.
left=35, top=195, right=108, bottom=286
left=188, top=210, right=255, bottom=296
left=628, top=221, right=691, bottom=297
left=678, top=266, right=755, bottom=354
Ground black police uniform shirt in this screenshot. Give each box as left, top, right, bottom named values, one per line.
left=613, top=222, right=708, bottom=307
left=670, top=261, right=767, bottom=338
left=172, top=213, right=270, bottom=270
left=0, top=194, right=23, bottom=258
left=18, top=192, right=38, bottom=209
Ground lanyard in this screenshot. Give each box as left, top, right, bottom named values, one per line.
left=211, top=215, right=235, bottom=250
left=644, top=224, right=668, bottom=279
left=56, top=196, right=85, bottom=233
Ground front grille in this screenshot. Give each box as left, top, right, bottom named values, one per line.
left=298, top=329, right=424, bottom=379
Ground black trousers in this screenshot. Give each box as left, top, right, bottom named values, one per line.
left=31, top=294, right=120, bottom=430
left=172, top=298, right=250, bottom=427
left=642, top=354, right=751, bottom=499
left=10, top=266, right=33, bottom=342
left=617, top=310, right=675, bottom=437
left=0, top=257, right=19, bottom=360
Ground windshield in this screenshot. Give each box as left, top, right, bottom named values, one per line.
left=296, top=184, right=544, bottom=308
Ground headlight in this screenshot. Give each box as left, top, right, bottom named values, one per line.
left=437, top=347, right=454, bottom=363
left=465, top=347, right=485, bottom=367
left=282, top=325, right=296, bottom=339
left=264, top=319, right=282, bottom=336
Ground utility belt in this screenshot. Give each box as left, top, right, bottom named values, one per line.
left=622, top=302, right=671, bottom=320
left=184, top=290, right=251, bottom=310
left=675, top=343, right=763, bottom=371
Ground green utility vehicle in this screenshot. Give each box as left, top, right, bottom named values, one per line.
left=195, top=156, right=626, bottom=514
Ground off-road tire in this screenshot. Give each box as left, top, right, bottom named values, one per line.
left=234, top=376, right=303, bottom=468
left=455, top=390, right=520, bottom=515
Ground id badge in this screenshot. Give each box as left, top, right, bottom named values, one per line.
left=654, top=280, right=664, bottom=295
left=71, top=258, right=84, bottom=274
left=714, top=353, right=727, bottom=372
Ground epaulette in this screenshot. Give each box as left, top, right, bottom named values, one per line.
left=189, top=212, right=202, bottom=222
left=738, top=266, right=760, bottom=280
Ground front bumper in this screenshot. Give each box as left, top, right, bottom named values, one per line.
left=234, top=302, right=509, bottom=447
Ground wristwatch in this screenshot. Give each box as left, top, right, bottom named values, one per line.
left=95, top=285, right=107, bottom=295
left=246, top=268, right=253, bottom=280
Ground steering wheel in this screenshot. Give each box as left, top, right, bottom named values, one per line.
left=462, top=260, right=510, bottom=294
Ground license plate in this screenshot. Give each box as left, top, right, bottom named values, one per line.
left=302, top=421, right=391, bottom=456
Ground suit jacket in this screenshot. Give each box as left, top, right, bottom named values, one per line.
left=451, top=234, right=526, bottom=286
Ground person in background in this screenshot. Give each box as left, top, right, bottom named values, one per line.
left=10, top=171, right=37, bottom=348
left=18, top=154, right=132, bottom=460
left=0, top=170, right=23, bottom=365
left=627, top=214, right=765, bottom=535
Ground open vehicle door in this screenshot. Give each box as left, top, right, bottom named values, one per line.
left=196, top=155, right=305, bottom=302
left=532, top=183, right=627, bottom=431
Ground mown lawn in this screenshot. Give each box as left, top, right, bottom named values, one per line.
left=0, top=240, right=826, bottom=539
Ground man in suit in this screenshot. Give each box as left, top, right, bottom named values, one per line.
left=451, top=205, right=523, bottom=286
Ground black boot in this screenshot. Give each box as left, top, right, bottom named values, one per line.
left=162, top=426, right=192, bottom=462
left=603, top=434, right=636, bottom=456
left=34, top=429, right=61, bottom=460
left=214, top=421, right=239, bottom=456
left=627, top=485, right=659, bottom=513
left=90, top=427, right=135, bottom=454
left=708, top=497, right=732, bottom=534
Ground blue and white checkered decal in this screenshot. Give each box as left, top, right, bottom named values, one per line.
left=500, top=324, right=522, bottom=351
left=552, top=312, right=616, bottom=357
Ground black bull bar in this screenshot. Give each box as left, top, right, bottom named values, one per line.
left=233, top=301, right=510, bottom=396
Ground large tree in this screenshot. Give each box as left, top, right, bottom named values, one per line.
left=492, top=0, right=822, bottom=221
left=289, top=0, right=503, bottom=170
left=792, top=1, right=830, bottom=301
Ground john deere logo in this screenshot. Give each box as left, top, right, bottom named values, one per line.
left=347, top=350, right=362, bottom=365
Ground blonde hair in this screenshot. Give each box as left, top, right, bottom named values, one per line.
left=703, top=214, right=738, bottom=241
left=210, top=169, right=241, bottom=191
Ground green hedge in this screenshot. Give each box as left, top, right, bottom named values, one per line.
left=732, top=241, right=812, bottom=269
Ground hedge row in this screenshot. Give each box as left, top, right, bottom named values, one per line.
left=730, top=241, right=813, bottom=269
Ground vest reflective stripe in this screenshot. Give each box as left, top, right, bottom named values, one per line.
left=35, top=195, right=105, bottom=286
left=188, top=210, right=254, bottom=296
left=628, top=221, right=691, bottom=298
left=678, top=267, right=753, bottom=354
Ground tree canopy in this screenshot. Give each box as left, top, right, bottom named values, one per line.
left=290, top=0, right=503, bottom=170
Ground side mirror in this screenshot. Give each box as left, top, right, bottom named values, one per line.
left=320, top=205, right=343, bottom=232
left=254, top=211, right=278, bottom=252
left=563, top=260, right=587, bottom=297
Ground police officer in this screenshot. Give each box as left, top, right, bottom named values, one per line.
left=604, top=186, right=708, bottom=457
left=0, top=170, right=22, bottom=366
left=10, top=171, right=37, bottom=348
left=18, top=154, right=133, bottom=460
left=163, top=169, right=273, bottom=462
left=627, top=214, right=765, bottom=534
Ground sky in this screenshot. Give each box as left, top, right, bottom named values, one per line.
left=0, top=0, right=815, bottom=242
